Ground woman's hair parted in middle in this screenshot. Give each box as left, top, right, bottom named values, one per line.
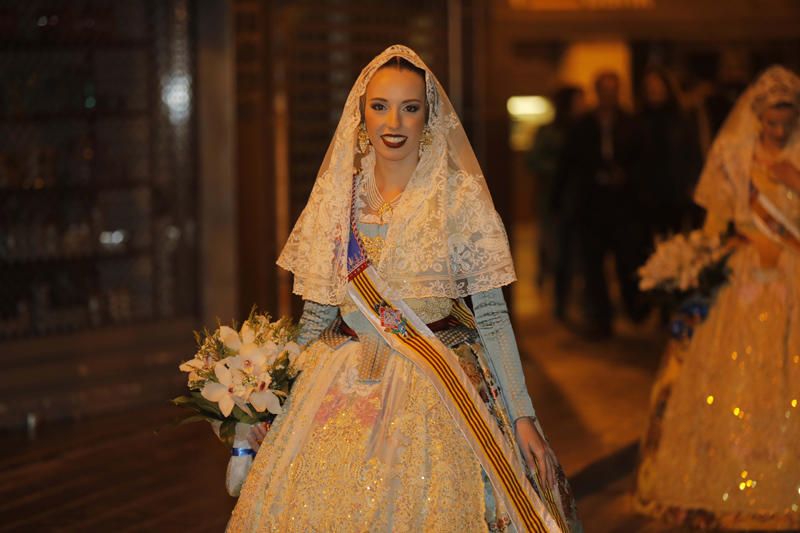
left=360, top=55, right=430, bottom=123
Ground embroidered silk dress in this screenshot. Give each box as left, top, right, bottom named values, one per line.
left=227, top=179, right=548, bottom=532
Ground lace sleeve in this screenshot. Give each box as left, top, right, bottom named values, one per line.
left=296, top=300, right=339, bottom=346
left=471, top=288, right=536, bottom=422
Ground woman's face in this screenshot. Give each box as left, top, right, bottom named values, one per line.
left=760, top=105, right=799, bottom=148
left=364, top=67, right=426, bottom=164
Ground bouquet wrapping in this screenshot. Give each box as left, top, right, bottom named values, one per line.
left=174, top=311, right=300, bottom=496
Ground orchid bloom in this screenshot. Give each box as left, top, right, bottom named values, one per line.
left=219, top=323, right=270, bottom=369
left=249, top=372, right=282, bottom=414
left=219, top=322, right=259, bottom=350
left=236, top=343, right=268, bottom=375
left=201, top=362, right=242, bottom=417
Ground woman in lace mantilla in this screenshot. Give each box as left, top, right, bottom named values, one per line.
left=226, top=45, right=581, bottom=533
left=636, top=66, right=800, bottom=530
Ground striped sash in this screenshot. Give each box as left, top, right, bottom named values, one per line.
left=749, top=182, right=800, bottom=255
left=346, top=186, right=562, bottom=533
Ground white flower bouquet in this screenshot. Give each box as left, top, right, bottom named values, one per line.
left=638, top=229, right=734, bottom=340
left=173, top=309, right=301, bottom=496
left=638, top=230, right=730, bottom=293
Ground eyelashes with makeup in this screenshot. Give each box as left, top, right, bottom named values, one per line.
left=369, top=103, right=421, bottom=113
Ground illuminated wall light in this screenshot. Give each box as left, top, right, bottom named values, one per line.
left=506, top=96, right=556, bottom=151
left=99, top=230, right=126, bottom=247
left=506, top=96, right=554, bottom=120
left=162, top=73, right=192, bottom=124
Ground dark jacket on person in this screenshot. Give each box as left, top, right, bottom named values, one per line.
left=554, top=108, right=640, bottom=222
left=634, top=104, right=703, bottom=234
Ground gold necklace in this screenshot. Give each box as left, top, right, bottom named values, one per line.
left=364, top=171, right=402, bottom=223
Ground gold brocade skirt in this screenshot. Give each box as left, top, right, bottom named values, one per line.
left=226, top=338, right=489, bottom=533
left=636, top=246, right=800, bottom=530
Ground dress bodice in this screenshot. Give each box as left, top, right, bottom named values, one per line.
left=296, top=179, right=536, bottom=422
left=340, top=210, right=453, bottom=334
left=751, top=147, right=800, bottom=229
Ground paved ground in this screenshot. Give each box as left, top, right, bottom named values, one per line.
left=514, top=310, right=678, bottom=532
left=510, top=221, right=696, bottom=532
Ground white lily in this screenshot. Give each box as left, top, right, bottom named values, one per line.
left=201, top=362, right=239, bottom=417
left=219, top=322, right=257, bottom=353
left=238, top=343, right=267, bottom=374
left=249, top=372, right=282, bottom=414
left=219, top=325, right=241, bottom=351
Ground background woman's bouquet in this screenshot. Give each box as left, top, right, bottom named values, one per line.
left=638, top=228, right=734, bottom=340
left=173, top=309, right=301, bottom=496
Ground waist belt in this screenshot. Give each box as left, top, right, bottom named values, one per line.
left=339, top=314, right=458, bottom=339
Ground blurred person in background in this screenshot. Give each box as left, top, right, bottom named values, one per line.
left=704, top=53, right=752, bottom=143
left=690, top=53, right=751, bottom=156
left=556, top=71, right=648, bottom=339
left=634, top=66, right=703, bottom=239
left=527, top=85, right=584, bottom=321
left=636, top=66, right=800, bottom=530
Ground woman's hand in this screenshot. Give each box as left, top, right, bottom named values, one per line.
left=246, top=422, right=271, bottom=452
left=769, top=160, right=800, bottom=192
left=514, top=416, right=557, bottom=488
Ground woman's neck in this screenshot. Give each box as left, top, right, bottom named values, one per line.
left=374, top=154, right=418, bottom=202
left=758, top=135, right=785, bottom=158
left=759, top=138, right=783, bottom=158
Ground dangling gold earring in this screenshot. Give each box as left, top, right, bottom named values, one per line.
left=418, top=125, right=433, bottom=157
left=358, top=124, right=371, bottom=154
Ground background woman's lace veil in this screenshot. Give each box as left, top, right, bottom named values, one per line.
left=694, top=65, right=800, bottom=222
left=277, top=44, right=516, bottom=305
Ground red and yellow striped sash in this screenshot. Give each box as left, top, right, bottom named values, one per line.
left=347, top=266, right=561, bottom=533
left=749, top=183, right=800, bottom=254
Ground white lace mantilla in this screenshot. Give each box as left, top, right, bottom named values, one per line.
left=277, top=45, right=516, bottom=304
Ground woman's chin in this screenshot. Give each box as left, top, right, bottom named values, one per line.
left=373, top=146, right=417, bottom=163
